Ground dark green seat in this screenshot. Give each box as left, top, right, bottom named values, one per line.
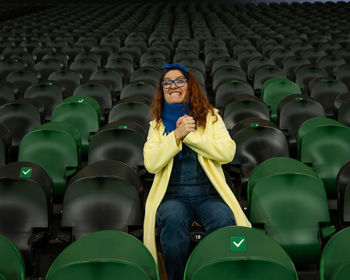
left=0, top=234, right=25, bottom=280
left=18, top=121, right=81, bottom=199
left=51, top=95, right=101, bottom=158
left=320, top=227, right=350, bottom=280
left=261, top=78, right=302, bottom=123
left=45, top=230, right=158, bottom=280
left=184, top=226, right=297, bottom=280
left=248, top=157, right=335, bottom=265
left=297, top=117, right=350, bottom=197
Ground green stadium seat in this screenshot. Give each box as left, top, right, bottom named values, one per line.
left=248, top=157, right=335, bottom=265
left=261, top=78, right=302, bottom=123
left=297, top=117, right=350, bottom=198
left=45, top=230, right=158, bottom=280
left=18, top=122, right=81, bottom=199
left=51, top=95, right=101, bottom=159
left=184, top=226, right=298, bottom=280
left=0, top=234, right=25, bottom=280
left=320, top=227, right=350, bottom=280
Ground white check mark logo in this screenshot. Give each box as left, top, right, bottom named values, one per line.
left=22, top=169, right=31, bottom=175
left=233, top=239, right=244, bottom=248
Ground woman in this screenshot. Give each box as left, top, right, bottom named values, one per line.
left=143, top=63, right=251, bottom=280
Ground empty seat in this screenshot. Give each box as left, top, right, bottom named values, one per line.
left=105, top=57, right=134, bottom=82
left=5, top=70, right=39, bottom=98
left=24, top=82, right=63, bottom=122
left=337, top=161, right=350, bottom=228
left=0, top=83, right=15, bottom=106
left=308, top=78, right=348, bottom=117
left=253, top=65, right=286, bottom=92
left=88, top=120, right=146, bottom=171
left=278, top=95, right=326, bottom=158
left=0, top=123, right=10, bottom=166
left=294, top=65, right=328, bottom=92
left=248, top=157, right=334, bottom=265
left=45, top=230, right=158, bottom=280
left=89, top=69, right=123, bottom=100
left=18, top=122, right=81, bottom=199
left=223, top=95, right=270, bottom=130
left=261, top=78, right=302, bottom=123
left=0, top=234, right=25, bottom=280
left=129, top=67, right=161, bottom=87
left=337, top=96, right=350, bottom=127
left=228, top=118, right=289, bottom=199
left=0, top=101, right=41, bottom=161
left=51, top=95, right=101, bottom=159
left=212, top=67, right=246, bottom=92
left=69, top=58, right=99, bottom=83
left=108, top=100, right=151, bottom=131
left=120, top=81, right=156, bottom=102
left=48, top=70, right=81, bottom=98
left=73, top=83, right=112, bottom=120
left=320, top=227, right=350, bottom=280
left=184, top=226, right=298, bottom=280
left=0, top=161, right=53, bottom=266
left=62, top=160, right=143, bottom=239
left=297, top=117, right=350, bottom=198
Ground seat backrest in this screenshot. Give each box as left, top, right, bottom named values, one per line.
left=62, top=174, right=143, bottom=239
left=320, top=227, right=350, bottom=280
left=0, top=234, right=25, bottom=280
left=51, top=95, right=101, bottom=157
left=261, top=78, right=301, bottom=123
left=297, top=117, right=350, bottom=197
left=46, top=230, right=158, bottom=280
left=249, top=172, right=330, bottom=265
left=88, top=121, right=146, bottom=170
left=184, top=226, right=297, bottom=280
left=18, top=122, right=81, bottom=199
left=337, top=161, right=350, bottom=227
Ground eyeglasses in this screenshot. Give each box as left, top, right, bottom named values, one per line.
left=161, top=78, right=187, bottom=89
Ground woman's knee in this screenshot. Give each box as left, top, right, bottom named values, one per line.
left=156, top=199, right=193, bottom=229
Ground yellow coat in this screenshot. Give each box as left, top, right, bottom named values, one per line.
left=143, top=110, right=252, bottom=264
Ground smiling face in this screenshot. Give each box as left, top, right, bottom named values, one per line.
left=162, top=69, right=189, bottom=104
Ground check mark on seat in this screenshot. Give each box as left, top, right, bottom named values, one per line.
left=22, top=169, right=31, bottom=175
left=233, top=239, right=244, bottom=247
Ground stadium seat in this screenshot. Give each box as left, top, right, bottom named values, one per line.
left=248, top=157, right=334, bottom=265
left=337, top=96, right=350, bottom=127
left=73, top=83, right=112, bottom=121
left=253, top=65, right=286, bottom=92
left=105, top=57, right=134, bottom=82
left=215, top=79, right=254, bottom=108
left=337, top=161, right=350, bottom=228
left=120, top=81, right=156, bottom=102
left=223, top=95, right=270, bottom=130
left=228, top=118, right=289, bottom=199
left=308, top=78, right=348, bottom=117
left=282, top=56, right=311, bottom=80
left=69, top=58, right=99, bottom=83
left=108, top=100, right=151, bottom=131
left=51, top=95, right=101, bottom=159
left=335, top=64, right=350, bottom=91
left=0, top=101, right=41, bottom=160
left=278, top=95, right=326, bottom=157
left=24, top=82, right=63, bottom=122
left=320, top=227, right=350, bottom=280
left=89, top=69, right=123, bottom=100
left=0, top=234, right=25, bottom=280
left=184, top=226, right=298, bottom=280
left=61, top=160, right=143, bottom=239
left=261, top=78, right=302, bottom=123
left=297, top=117, right=350, bottom=198
left=0, top=123, right=10, bottom=166
left=33, top=60, right=63, bottom=82
left=212, top=67, right=246, bottom=92
left=0, top=83, right=15, bottom=106
left=45, top=230, right=158, bottom=280
left=18, top=122, right=81, bottom=199
left=48, top=70, right=81, bottom=98
left=294, top=65, right=328, bottom=92
left=129, top=67, right=161, bottom=87
left=88, top=120, right=146, bottom=171
left=0, top=161, right=53, bottom=266
left=5, top=70, right=39, bottom=98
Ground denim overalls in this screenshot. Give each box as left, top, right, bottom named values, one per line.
left=156, top=144, right=236, bottom=280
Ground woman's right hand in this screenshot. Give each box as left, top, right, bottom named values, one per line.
left=174, top=115, right=196, bottom=140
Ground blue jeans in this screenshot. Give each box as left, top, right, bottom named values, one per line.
left=156, top=185, right=236, bottom=280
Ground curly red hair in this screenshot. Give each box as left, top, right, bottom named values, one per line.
left=151, top=70, right=217, bottom=129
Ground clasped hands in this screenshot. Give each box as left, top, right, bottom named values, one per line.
left=174, top=114, right=196, bottom=140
